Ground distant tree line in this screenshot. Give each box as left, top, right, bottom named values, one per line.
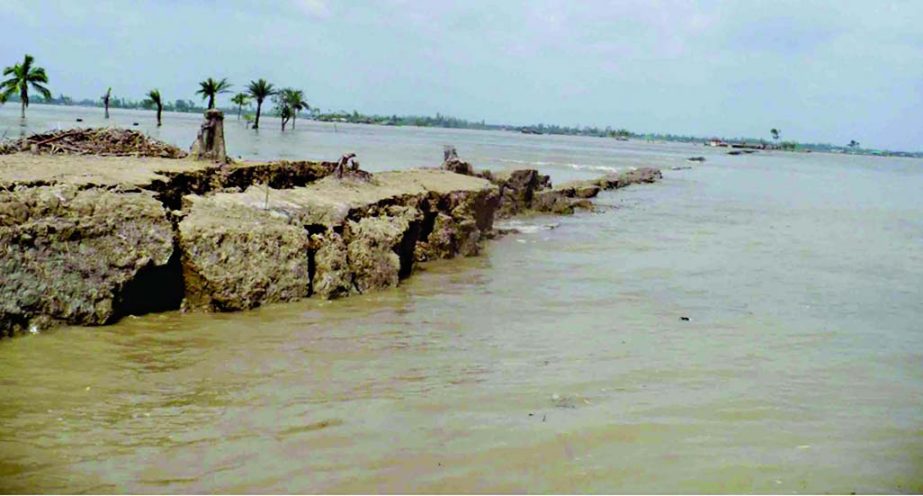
left=314, top=111, right=639, bottom=139
left=3, top=53, right=920, bottom=157
left=5, top=91, right=210, bottom=114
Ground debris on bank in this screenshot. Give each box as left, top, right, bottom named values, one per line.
left=0, top=128, right=187, bottom=158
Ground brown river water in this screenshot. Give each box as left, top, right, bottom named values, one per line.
left=1, top=106, right=922, bottom=493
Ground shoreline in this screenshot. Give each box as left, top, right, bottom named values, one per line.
left=0, top=131, right=662, bottom=338
left=3, top=103, right=918, bottom=159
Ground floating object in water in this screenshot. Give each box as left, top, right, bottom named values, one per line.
left=75, top=118, right=83, bottom=122
left=680, top=316, right=690, bottom=321
left=132, top=122, right=139, bottom=126
left=687, top=156, right=706, bottom=162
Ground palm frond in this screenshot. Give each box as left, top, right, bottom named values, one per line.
left=29, top=67, right=49, bottom=83
left=247, top=79, right=276, bottom=101
left=215, top=77, right=232, bottom=94
left=32, top=82, right=52, bottom=100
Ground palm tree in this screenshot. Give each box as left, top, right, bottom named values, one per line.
left=230, top=92, right=250, bottom=120
left=196, top=77, right=231, bottom=109
left=1, top=54, right=52, bottom=119
left=770, top=128, right=780, bottom=142
left=102, top=87, right=111, bottom=118
left=848, top=140, right=860, bottom=149
left=279, top=102, right=293, bottom=131
left=279, top=88, right=309, bottom=130
left=145, top=89, right=163, bottom=126
left=247, top=79, right=275, bottom=130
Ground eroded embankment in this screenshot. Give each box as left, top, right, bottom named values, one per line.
left=0, top=150, right=661, bottom=337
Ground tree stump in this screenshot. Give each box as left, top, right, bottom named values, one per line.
left=443, top=145, right=458, bottom=162
left=441, top=145, right=474, bottom=175
left=190, top=109, right=228, bottom=163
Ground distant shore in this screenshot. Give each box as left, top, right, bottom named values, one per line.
left=3, top=100, right=917, bottom=159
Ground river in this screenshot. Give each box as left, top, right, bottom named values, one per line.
left=1, top=105, right=922, bottom=493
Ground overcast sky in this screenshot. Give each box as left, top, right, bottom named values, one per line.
left=2, top=0, right=921, bottom=150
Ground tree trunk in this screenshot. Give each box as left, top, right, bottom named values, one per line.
left=20, top=100, right=25, bottom=119
left=237, top=105, right=242, bottom=120
left=281, top=116, right=286, bottom=132
left=104, top=101, right=109, bottom=119
left=254, top=102, right=262, bottom=129
left=208, top=95, right=215, bottom=109
left=292, top=113, right=297, bottom=130
left=156, top=106, right=162, bottom=127
left=190, top=109, right=227, bottom=163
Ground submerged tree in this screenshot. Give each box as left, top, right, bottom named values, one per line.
left=196, top=77, right=231, bottom=109
left=102, top=87, right=111, bottom=118
left=230, top=92, right=250, bottom=120
left=770, top=128, right=780, bottom=142
left=247, top=79, right=275, bottom=130
left=848, top=140, right=860, bottom=149
left=1, top=54, right=52, bottom=119
left=282, top=88, right=309, bottom=129
left=145, top=89, right=163, bottom=126
left=278, top=101, right=293, bottom=131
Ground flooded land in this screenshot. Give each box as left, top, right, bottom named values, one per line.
left=1, top=105, right=922, bottom=493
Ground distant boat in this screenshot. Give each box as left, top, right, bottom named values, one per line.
left=520, top=127, right=543, bottom=135
left=729, top=142, right=766, bottom=150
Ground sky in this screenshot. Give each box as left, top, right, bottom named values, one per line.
left=2, top=0, right=921, bottom=151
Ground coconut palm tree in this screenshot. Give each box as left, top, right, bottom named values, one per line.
left=230, top=92, right=250, bottom=120
left=278, top=101, right=293, bottom=131
left=145, top=89, right=163, bottom=126
left=1, top=54, right=52, bottom=119
left=102, top=87, right=112, bottom=118
left=282, top=88, right=309, bottom=129
left=770, top=128, right=780, bottom=142
left=196, top=77, right=231, bottom=109
left=247, top=79, right=275, bottom=130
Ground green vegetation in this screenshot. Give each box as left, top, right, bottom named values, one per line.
left=285, top=89, right=308, bottom=130
left=196, top=77, right=231, bottom=109
left=143, top=89, right=163, bottom=127
left=1, top=54, right=52, bottom=118
left=230, top=93, right=250, bottom=120
left=2, top=54, right=919, bottom=157
left=314, top=111, right=637, bottom=139
left=246, top=79, right=275, bottom=130
left=274, top=88, right=309, bottom=131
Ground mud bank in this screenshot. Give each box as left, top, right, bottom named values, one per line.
left=0, top=150, right=661, bottom=337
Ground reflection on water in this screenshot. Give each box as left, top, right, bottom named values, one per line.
left=1, top=106, right=922, bottom=493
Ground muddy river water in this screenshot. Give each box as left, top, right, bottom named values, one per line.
left=1, top=106, right=922, bottom=493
